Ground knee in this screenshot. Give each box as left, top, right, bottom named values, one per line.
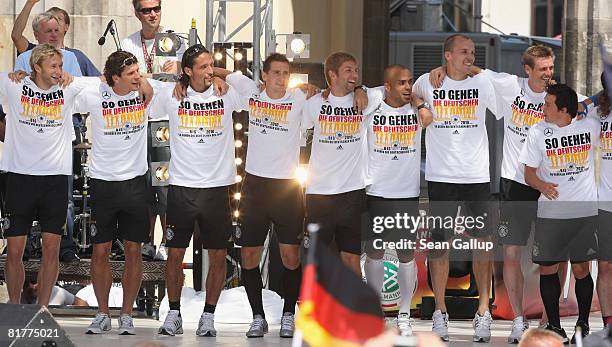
left=571, top=262, right=590, bottom=279
left=208, top=249, right=227, bottom=264
left=123, top=241, right=142, bottom=258
left=503, top=246, right=522, bottom=262
left=599, top=261, right=612, bottom=275
left=281, top=252, right=300, bottom=270
left=540, top=264, right=559, bottom=275
left=241, top=248, right=261, bottom=269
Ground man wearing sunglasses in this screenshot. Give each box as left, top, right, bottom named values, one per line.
left=121, top=0, right=185, bottom=76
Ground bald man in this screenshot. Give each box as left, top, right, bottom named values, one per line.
left=363, top=64, right=431, bottom=336
left=518, top=328, right=564, bottom=347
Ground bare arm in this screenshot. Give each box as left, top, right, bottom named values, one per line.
left=213, top=67, right=232, bottom=80
left=0, top=118, right=5, bottom=142
left=524, top=166, right=558, bottom=200
left=11, top=0, right=40, bottom=54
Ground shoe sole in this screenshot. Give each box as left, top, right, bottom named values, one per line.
left=508, top=337, right=520, bottom=344
left=438, top=335, right=449, bottom=342
left=119, top=330, right=135, bottom=335
left=158, top=328, right=183, bottom=336
left=473, top=336, right=491, bottom=343
left=85, top=328, right=110, bottom=334
left=196, top=331, right=216, bottom=337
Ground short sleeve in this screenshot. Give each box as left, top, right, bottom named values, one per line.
left=412, top=74, right=429, bottom=100
left=301, top=97, right=317, bottom=129
left=519, top=126, right=542, bottom=168
left=363, top=86, right=384, bottom=115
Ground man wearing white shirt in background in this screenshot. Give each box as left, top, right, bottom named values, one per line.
left=412, top=34, right=500, bottom=342
left=0, top=44, right=98, bottom=307
left=362, top=64, right=432, bottom=336
left=520, top=84, right=599, bottom=344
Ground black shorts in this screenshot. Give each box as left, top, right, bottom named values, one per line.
left=427, top=181, right=493, bottom=241
left=165, top=185, right=232, bottom=249
left=4, top=173, right=68, bottom=236
left=90, top=175, right=150, bottom=244
left=598, top=210, right=612, bottom=261
left=532, top=216, right=598, bottom=265
left=364, top=195, right=419, bottom=255
left=236, top=173, right=304, bottom=247
left=497, top=178, right=540, bottom=246
left=305, top=189, right=366, bottom=255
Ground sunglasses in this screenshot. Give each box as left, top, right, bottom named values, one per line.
left=139, top=5, right=161, bottom=15
left=184, top=44, right=208, bottom=59
left=120, top=56, right=138, bottom=69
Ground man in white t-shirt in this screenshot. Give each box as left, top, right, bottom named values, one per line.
left=74, top=51, right=156, bottom=336
left=0, top=44, right=99, bottom=307
left=411, top=34, right=500, bottom=342
left=520, top=84, right=599, bottom=344
left=211, top=53, right=307, bottom=338
left=152, top=44, right=243, bottom=338
left=362, top=64, right=432, bottom=336
left=429, top=44, right=555, bottom=343
left=301, top=52, right=373, bottom=275
left=121, top=0, right=185, bottom=76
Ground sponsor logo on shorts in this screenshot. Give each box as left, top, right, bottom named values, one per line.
left=498, top=223, right=509, bottom=238
left=166, top=227, right=174, bottom=241
left=90, top=224, right=97, bottom=237
left=234, top=225, right=242, bottom=239
left=532, top=242, right=539, bottom=257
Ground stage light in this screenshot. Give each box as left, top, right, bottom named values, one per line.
left=214, top=52, right=223, bottom=61
left=233, top=47, right=248, bottom=74
left=288, top=73, right=309, bottom=89
left=234, top=192, right=241, bottom=200
left=234, top=210, right=240, bottom=218
left=295, top=165, right=308, bottom=186
left=155, top=126, right=170, bottom=142
left=235, top=157, right=243, bottom=165
left=235, top=122, right=243, bottom=130
left=236, top=175, right=243, bottom=182
left=213, top=42, right=231, bottom=69
left=235, top=140, right=243, bottom=148
left=286, top=33, right=310, bottom=59
left=155, top=32, right=182, bottom=56
left=155, top=165, right=170, bottom=182
left=234, top=51, right=243, bottom=61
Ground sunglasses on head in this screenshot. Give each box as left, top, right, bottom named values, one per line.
left=185, top=44, right=207, bottom=58
left=120, top=56, right=138, bottom=69
left=139, top=5, right=161, bottom=15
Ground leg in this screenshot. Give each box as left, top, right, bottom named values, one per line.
left=121, top=240, right=143, bottom=315
left=36, top=232, right=62, bottom=306
left=539, top=263, right=561, bottom=328
left=473, top=237, right=493, bottom=315
left=429, top=249, right=449, bottom=312
left=571, top=262, right=593, bottom=324
left=166, top=247, right=187, bottom=302
left=5, top=236, right=27, bottom=304
left=91, top=242, right=113, bottom=314
left=503, top=245, right=525, bottom=318
left=340, top=251, right=362, bottom=275
left=204, top=249, right=227, bottom=306
left=279, top=244, right=301, bottom=314
left=396, top=252, right=416, bottom=314
left=597, top=261, right=612, bottom=326
left=241, top=246, right=266, bottom=317
left=364, top=249, right=385, bottom=293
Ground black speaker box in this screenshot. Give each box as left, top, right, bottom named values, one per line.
left=0, top=304, right=74, bottom=346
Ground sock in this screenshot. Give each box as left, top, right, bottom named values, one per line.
left=540, top=273, right=562, bottom=328
left=169, top=301, right=181, bottom=313
left=604, top=316, right=612, bottom=327
left=397, top=259, right=418, bottom=314
left=203, top=303, right=216, bottom=314
left=282, top=266, right=302, bottom=314
left=242, top=267, right=265, bottom=318
left=364, top=256, right=384, bottom=294
left=575, top=273, right=594, bottom=323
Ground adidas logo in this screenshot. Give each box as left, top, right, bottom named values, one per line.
left=37, top=128, right=44, bottom=133
left=586, top=248, right=597, bottom=256
left=568, top=176, right=575, bottom=182
left=392, top=155, right=399, bottom=160
left=520, top=139, right=525, bottom=143
left=336, top=145, right=343, bottom=150
left=124, top=135, right=130, bottom=140
left=261, top=129, right=267, bottom=134
left=198, top=139, right=205, bottom=143
left=453, top=130, right=460, bottom=135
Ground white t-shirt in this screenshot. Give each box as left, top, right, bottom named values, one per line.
left=0, top=75, right=99, bottom=175
left=121, top=29, right=186, bottom=76
left=151, top=84, right=242, bottom=188
left=49, top=286, right=75, bottom=306
left=482, top=70, right=546, bottom=185
left=76, top=284, right=135, bottom=308
left=302, top=92, right=371, bottom=195
left=365, top=101, right=422, bottom=198
left=519, top=118, right=600, bottom=219
left=75, top=81, right=158, bottom=181
left=591, top=107, right=612, bottom=212
left=226, top=73, right=307, bottom=179
left=412, top=73, right=499, bottom=183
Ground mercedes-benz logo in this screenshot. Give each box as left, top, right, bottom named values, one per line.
left=102, top=91, right=111, bottom=100
left=544, top=128, right=553, bottom=137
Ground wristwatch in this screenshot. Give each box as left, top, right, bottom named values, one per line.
left=417, top=102, right=431, bottom=111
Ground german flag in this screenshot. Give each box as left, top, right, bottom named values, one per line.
left=294, top=227, right=385, bottom=346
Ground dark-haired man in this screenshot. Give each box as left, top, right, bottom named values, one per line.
left=153, top=44, right=242, bottom=337
left=521, top=84, right=599, bottom=344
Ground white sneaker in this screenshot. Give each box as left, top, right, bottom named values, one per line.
left=508, top=316, right=528, bottom=344
left=432, top=310, right=449, bottom=341
left=397, top=313, right=413, bottom=336
left=86, top=312, right=111, bottom=334
left=118, top=314, right=135, bottom=335
left=142, top=243, right=156, bottom=260
left=158, top=310, right=183, bottom=336
left=473, top=310, right=493, bottom=342
left=196, top=312, right=216, bottom=337
left=279, top=312, right=294, bottom=338
left=154, top=243, right=168, bottom=261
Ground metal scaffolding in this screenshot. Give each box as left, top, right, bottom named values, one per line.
left=205, top=0, right=275, bottom=81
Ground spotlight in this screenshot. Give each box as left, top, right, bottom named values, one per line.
left=234, top=192, right=241, bottom=200
left=150, top=161, right=170, bottom=186
left=234, top=51, right=243, bottom=61
left=233, top=210, right=240, bottom=218
left=213, top=42, right=231, bottom=68
left=155, top=32, right=182, bottom=56
left=295, top=165, right=308, bottom=186
left=286, top=33, right=310, bottom=59
left=235, top=140, right=243, bottom=148
left=235, top=122, right=243, bottom=130
left=288, top=73, right=309, bottom=89
left=214, top=52, right=224, bottom=61
left=233, top=42, right=251, bottom=74
left=155, top=126, right=170, bottom=142
left=236, top=175, right=243, bottom=182
left=235, top=157, right=243, bottom=165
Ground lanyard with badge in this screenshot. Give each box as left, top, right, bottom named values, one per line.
left=141, top=32, right=155, bottom=74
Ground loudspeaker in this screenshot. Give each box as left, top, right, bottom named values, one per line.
left=0, top=304, right=74, bottom=346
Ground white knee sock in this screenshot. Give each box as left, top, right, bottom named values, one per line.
left=364, top=256, right=384, bottom=294
left=397, top=259, right=418, bottom=314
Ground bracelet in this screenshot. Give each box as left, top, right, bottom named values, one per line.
left=579, top=101, right=589, bottom=112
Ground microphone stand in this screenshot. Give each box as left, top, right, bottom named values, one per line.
left=110, top=20, right=122, bottom=51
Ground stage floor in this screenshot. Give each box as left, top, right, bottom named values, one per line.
left=55, top=315, right=605, bottom=347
